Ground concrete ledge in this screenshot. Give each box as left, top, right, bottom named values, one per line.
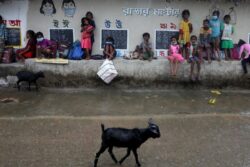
left=0, top=58, right=249, bottom=88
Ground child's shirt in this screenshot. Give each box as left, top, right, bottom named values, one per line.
left=199, top=27, right=212, bottom=44
left=82, top=25, right=94, bottom=39
left=37, top=39, right=53, bottom=49
left=189, top=44, right=199, bottom=58
left=179, top=20, right=191, bottom=44
left=239, top=44, right=250, bottom=59
left=209, top=19, right=222, bottom=37
left=140, top=41, right=152, bottom=53
left=221, top=23, right=234, bottom=41
left=0, top=23, right=7, bottom=40
left=170, top=44, right=180, bottom=54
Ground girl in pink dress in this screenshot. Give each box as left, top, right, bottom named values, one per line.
left=168, top=36, right=184, bottom=76
left=81, top=18, right=94, bottom=60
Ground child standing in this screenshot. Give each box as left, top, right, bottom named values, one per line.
left=210, top=10, right=222, bottom=61
left=238, top=40, right=250, bottom=75
left=16, top=30, right=37, bottom=62
left=0, top=15, right=7, bottom=63
left=103, top=36, right=116, bottom=60
left=199, top=19, right=212, bottom=63
left=179, top=10, right=193, bottom=59
left=188, top=35, right=202, bottom=81
left=168, top=36, right=184, bottom=76
left=81, top=17, right=94, bottom=60
left=140, top=33, right=154, bottom=61
left=221, top=15, right=234, bottom=60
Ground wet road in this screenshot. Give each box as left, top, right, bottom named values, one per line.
left=0, top=88, right=250, bottom=167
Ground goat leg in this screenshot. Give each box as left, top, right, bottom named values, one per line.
left=17, top=80, right=21, bottom=91
left=35, top=81, right=39, bottom=91
left=132, top=149, right=141, bottom=167
left=108, top=146, right=118, bottom=164
left=28, top=82, right=31, bottom=91
left=119, top=148, right=131, bottom=165
left=94, top=144, right=107, bottom=167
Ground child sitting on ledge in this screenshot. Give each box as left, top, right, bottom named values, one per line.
left=139, top=32, right=154, bottom=61
left=103, top=36, right=116, bottom=60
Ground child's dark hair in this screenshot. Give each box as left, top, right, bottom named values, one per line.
left=40, top=0, right=56, bottom=15
left=224, top=15, right=231, bottom=21
left=213, top=10, right=220, bottom=16
left=191, top=35, right=197, bottom=40
left=36, top=32, right=44, bottom=38
left=143, top=32, right=150, bottom=38
left=170, top=36, right=178, bottom=41
left=238, top=39, right=246, bottom=48
left=0, top=15, right=2, bottom=21
left=27, top=30, right=36, bottom=39
left=86, top=11, right=94, bottom=18
left=182, top=9, right=190, bottom=18
left=81, top=17, right=90, bottom=26
left=203, top=19, right=210, bottom=24
left=62, top=0, right=76, bottom=8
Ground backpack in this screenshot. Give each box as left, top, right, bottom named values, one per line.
left=68, top=41, right=84, bottom=60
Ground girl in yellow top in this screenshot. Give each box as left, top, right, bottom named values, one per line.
left=179, top=9, right=193, bottom=59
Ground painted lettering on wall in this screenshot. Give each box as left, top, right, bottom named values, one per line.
left=3, top=20, right=21, bottom=27
left=160, top=22, right=177, bottom=30
left=122, top=7, right=180, bottom=17
left=52, top=19, right=70, bottom=28
left=104, top=19, right=123, bottom=29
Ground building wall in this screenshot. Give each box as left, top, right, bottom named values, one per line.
left=1, top=0, right=249, bottom=52
left=0, top=0, right=29, bottom=48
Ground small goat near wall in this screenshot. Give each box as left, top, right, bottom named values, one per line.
left=94, top=119, right=161, bottom=167
left=16, top=71, right=45, bottom=91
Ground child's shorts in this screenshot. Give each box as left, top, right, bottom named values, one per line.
left=221, top=40, right=233, bottom=49
left=189, top=56, right=200, bottom=63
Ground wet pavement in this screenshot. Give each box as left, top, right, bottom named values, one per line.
left=0, top=88, right=250, bottom=167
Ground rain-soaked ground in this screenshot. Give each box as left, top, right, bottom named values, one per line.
left=0, top=88, right=250, bottom=167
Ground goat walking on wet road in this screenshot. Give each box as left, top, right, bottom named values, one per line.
left=94, top=119, right=161, bottom=167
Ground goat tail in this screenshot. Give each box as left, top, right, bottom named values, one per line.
left=101, top=124, right=105, bottom=133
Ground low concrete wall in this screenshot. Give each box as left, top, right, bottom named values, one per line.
left=0, top=58, right=249, bottom=88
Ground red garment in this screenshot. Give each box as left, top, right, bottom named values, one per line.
left=16, top=38, right=36, bottom=58
left=82, top=25, right=94, bottom=39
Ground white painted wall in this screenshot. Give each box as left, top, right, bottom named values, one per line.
left=2, top=0, right=248, bottom=53
left=0, top=0, right=28, bottom=48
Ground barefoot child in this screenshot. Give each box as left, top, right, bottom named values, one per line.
left=16, top=30, right=37, bottom=62
left=168, top=36, right=184, bottom=76
left=103, top=36, right=116, bottom=60
left=179, top=9, right=193, bottom=59
left=81, top=17, right=94, bottom=60
left=238, top=40, right=250, bottom=75
left=140, top=33, right=154, bottom=61
left=221, top=15, right=234, bottom=60
left=188, top=35, right=202, bottom=81
left=210, top=10, right=222, bottom=61
left=199, top=19, right=212, bottom=63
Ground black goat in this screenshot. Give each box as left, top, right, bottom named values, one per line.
left=94, top=119, right=160, bottom=167
left=16, top=71, right=45, bottom=91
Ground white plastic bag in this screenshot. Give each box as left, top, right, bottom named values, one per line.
left=97, top=59, right=118, bottom=84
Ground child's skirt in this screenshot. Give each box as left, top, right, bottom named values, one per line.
left=81, top=38, right=92, bottom=49
left=168, top=53, right=184, bottom=63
